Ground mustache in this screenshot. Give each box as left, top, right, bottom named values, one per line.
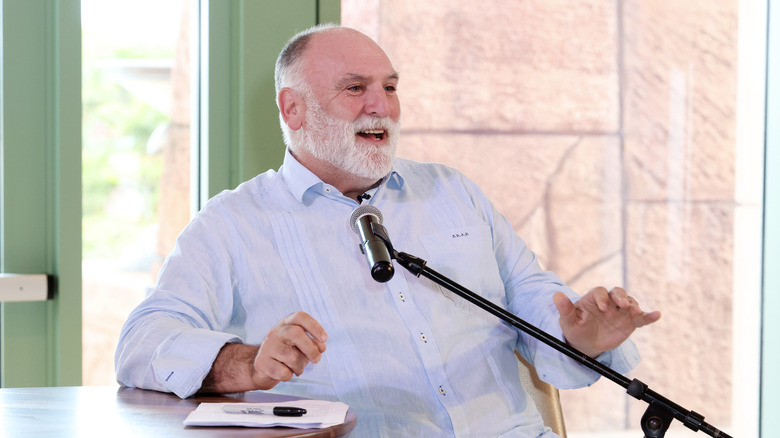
left=352, top=116, right=399, bottom=133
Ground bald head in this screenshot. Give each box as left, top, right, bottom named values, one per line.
left=274, top=25, right=396, bottom=96
left=274, top=23, right=336, bottom=95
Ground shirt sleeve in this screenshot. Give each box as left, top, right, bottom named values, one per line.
left=512, top=289, right=641, bottom=389
left=114, top=201, right=245, bottom=398
left=464, top=174, right=641, bottom=389
left=115, top=315, right=241, bottom=398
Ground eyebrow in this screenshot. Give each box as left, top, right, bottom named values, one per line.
left=336, top=72, right=400, bottom=87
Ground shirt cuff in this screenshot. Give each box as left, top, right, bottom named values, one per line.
left=532, top=337, right=641, bottom=390
left=152, top=328, right=242, bottom=398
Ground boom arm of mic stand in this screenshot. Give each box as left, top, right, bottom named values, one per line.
left=391, top=250, right=731, bottom=438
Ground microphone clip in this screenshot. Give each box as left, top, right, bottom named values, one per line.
left=357, top=193, right=372, bottom=203
left=367, top=221, right=393, bottom=255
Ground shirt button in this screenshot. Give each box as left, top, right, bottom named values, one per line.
left=398, top=292, right=405, bottom=302
left=324, top=187, right=332, bottom=193
left=419, top=333, right=428, bottom=343
left=438, top=386, right=446, bottom=396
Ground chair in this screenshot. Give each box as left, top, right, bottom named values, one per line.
left=516, top=351, right=567, bottom=437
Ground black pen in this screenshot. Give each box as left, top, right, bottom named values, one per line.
left=222, top=405, right=307, bottom=417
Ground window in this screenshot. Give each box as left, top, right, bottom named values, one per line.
left=81, top=0, right=192, bottom=386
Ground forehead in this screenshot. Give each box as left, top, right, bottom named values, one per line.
left=301, top=29, right=398, bottom=89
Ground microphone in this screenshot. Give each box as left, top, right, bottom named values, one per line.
left=349, top=204, right=394, bottom=282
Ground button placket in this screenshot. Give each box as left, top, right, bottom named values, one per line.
left=383, top=273, right=463, bottom=422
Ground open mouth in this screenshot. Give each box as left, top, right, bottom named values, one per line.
left=356, top=129, right=387, bottom=141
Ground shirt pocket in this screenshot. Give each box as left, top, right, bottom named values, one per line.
left=417, top=224, right=506, bottom=306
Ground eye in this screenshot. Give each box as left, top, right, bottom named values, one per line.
left=346, top=85, right=364, bottom=93
left=385, top=85, right=397, bottom=93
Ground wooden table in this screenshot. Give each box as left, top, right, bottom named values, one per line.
left=0, top=386, right=356, bottom=437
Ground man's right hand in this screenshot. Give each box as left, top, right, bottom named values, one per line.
left=198, top=311, right=327, bottom=394
left=252, top=311, right=328, bottom=389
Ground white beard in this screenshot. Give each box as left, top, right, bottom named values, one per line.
left=289, top=93, right=399, bottom=181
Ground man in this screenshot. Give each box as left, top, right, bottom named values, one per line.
left=115, top=24, right=661, bottom=437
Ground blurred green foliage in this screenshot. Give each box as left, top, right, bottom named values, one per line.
left=82, top=42, right=171, bottom=260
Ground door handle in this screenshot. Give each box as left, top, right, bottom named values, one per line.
left=0, top=274, right=50, bottom=302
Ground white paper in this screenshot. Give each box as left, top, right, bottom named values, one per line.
left=183, top=399, right=349, bottom=429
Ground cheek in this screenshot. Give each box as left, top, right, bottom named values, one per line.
left=325, top=100, right=363, bottom=122
left=389, top=98, right=401, bottom=121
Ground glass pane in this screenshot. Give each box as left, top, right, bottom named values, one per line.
left=343, top=1, right=763, bottom=436
left=81, top=0, right=193, bottom=386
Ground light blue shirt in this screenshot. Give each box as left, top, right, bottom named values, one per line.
left=115, top=149, right=640, bottom=437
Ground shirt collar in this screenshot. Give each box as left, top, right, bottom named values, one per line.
left=280, top=148, right=324, bottom=203
left=280, top=148, right=405, bottom=204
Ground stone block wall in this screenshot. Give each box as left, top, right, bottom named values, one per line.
left=343, top=0, right=738, bottom=432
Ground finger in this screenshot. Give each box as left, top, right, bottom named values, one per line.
left=281, top=313, right=328, bottom=362
left=257, top=335, right=314, bottom=381
left=254, top=346, right=295, bottom=383
left=635, top=310, right=662, bottom=327
left=617, top=293, right=661, bottom=326
left=255, top=312, right=328, bottom=383
left=266, top=358, right=296, bottom=382
left=553, top=291, right=576, bottom=322
left=280, top=325, right=325, bottom=364
left=608, top=287, right=631, bottom=308
left=284, top=311, right=329, bottom=344
left=590, top=286, right=611, bottom=311
left=270, top=343, right=311, bottom=376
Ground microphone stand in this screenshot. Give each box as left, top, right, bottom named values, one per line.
left=384, top=246, right=731, bottom=438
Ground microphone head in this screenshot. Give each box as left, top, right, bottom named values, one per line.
left=349, top=204, right=383, bottom=234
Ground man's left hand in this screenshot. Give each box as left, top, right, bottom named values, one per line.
left=553, top=287, right=661, bottom=358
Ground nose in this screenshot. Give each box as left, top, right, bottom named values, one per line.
left=363, top=87, right=394, bottom=118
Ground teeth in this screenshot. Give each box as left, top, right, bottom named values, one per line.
left=360, top=129, right=385, bottom=134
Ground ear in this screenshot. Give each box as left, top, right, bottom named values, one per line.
left=278, top=88, right=304, bottom=131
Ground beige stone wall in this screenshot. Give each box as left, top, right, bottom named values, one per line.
left=344, top=0, right=737, bottom=433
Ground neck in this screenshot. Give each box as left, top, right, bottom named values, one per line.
left=343, top=178, right=383, bottom=202
left=289, top=148, right=383, bottom=201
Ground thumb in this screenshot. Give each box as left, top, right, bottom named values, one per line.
left=553, top=291, right=576, bottom=323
